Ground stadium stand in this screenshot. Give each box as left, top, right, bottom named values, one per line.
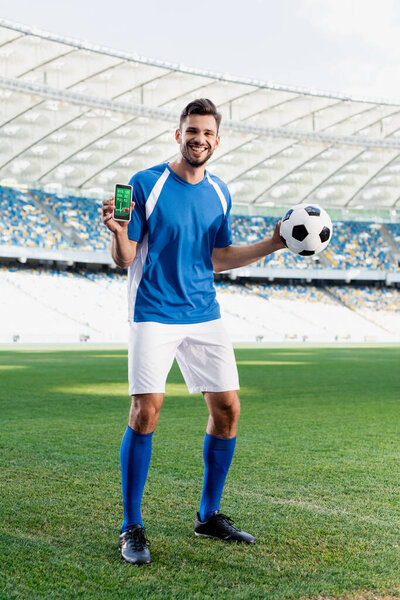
left=1, top=183, right=399, bottom=345
left=386, top=223, right=400, bottom=242
left=1, top=266, right=398, bottom=344
left=0, top=266, right=127, bottom=343
left=33, top=189, right=109, bottom=250
left=324, top=221, right=393, bottom=270
left=1, top=185, right=398, bottom=273
left=385, top=223, right=400, bottom=263
left=216, top=281, right=399, bottom=343
left=0, top=186, right=71, bottom=249
left=326, top=284, right=400, bottom=338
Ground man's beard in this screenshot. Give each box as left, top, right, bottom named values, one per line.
left=181, top=142, right=214, bottom=167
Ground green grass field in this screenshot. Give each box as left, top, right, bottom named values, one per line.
left=1, top=345, right=399, bottom=600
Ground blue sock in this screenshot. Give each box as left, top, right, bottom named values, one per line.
left=199, top=433, right=236, bottom=522
left=120, top=425, right=153, bottom=532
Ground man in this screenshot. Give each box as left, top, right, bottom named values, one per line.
left=102, top=99, right=284, bottom=566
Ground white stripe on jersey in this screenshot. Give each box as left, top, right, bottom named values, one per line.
left=206, top=173, right=227, bottom=216
left=146, top=167, right=170, bottom=220
left=127, top=232, right=148, bottom=324
left=128, top=168, right=170, bottom=322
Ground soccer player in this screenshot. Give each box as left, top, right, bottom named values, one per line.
left=102, top=99, right=285, bottom=565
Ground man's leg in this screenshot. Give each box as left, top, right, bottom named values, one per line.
left=121, top=393, right=163, bottom=530
left=198, top=390, right=239, bottom=521
left=174, top=320, right=255, bottom=542
left=119, top=393, right=163, bottom=564
left=195, top=390, right=255, bottom=544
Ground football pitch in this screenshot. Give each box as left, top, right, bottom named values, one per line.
left=1, top=345, right=399, bottom=600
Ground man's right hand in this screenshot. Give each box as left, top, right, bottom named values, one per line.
left=102, top=196, right=138, bottom=268
left=102, top=196, right=135, bottom=235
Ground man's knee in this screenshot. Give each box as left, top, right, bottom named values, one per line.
left=129, top=393, right=163, bottom=433
left=205, top=391, right=241, bottom=431
left=215, top=392, right=240, bottom=420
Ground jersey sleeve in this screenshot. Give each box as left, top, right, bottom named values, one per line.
left=127, top=175, right=147, bottom=243
left=214, top=190, right=233, bottom=248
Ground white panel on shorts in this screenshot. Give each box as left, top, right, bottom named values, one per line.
left=128, top=319, right=239, bottom=395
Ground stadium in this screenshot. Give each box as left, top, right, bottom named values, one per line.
left=1, top=17, right=399, bottom=600
left=1, top=19, right=400, bottom=344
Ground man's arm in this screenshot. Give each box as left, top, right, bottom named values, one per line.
left=110, top=232, right=138, bottom=268
left=212, top=221, right=285, bottom=273
left=102, top=196, right=138, bottom=268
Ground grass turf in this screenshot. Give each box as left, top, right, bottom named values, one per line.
left=0, top=345, right=399, bottom=600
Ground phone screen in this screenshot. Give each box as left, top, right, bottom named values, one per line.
left=114, top=184, right=132, bottom=222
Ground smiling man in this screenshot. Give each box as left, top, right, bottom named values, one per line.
left=178, top=114, right=217, bottom=167
left=102, top=98, right=285, bottom=565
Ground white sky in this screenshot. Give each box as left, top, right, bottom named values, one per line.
left=2, top=0, right=400, bottom=100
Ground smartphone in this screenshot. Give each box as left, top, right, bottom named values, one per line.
left=113, top=184, right=133, bottom=222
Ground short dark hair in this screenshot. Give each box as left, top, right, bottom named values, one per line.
left=179, top=99, right=222, bottom=132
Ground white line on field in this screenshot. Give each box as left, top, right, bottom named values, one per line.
left=154, top=472, right=400, bottom=530
left=232, top=487, right=400, bottom=530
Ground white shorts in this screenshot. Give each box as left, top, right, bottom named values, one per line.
left=128, top=319, right=239, bottom=395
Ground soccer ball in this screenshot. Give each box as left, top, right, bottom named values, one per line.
left=280, top=204, right=332, bottom=256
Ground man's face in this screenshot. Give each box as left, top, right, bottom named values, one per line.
left=176, top=114, right=220, bottom=167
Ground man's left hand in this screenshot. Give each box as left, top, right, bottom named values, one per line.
left=271, top=220, right=286, bottom=251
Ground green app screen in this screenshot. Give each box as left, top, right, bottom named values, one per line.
left=115, top=186, right=131, bottom=220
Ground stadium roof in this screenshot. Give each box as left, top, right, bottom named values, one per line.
left=1, top=19, right=400, bottom=211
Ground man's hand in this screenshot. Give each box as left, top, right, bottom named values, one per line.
left=271, top=220, right=286, bottom=252
left=102, top=195, right=138, bottom=268
left=102, top=196, right=135, bottom=235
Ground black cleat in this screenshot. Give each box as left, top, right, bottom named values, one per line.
left=119, top=525, right=152, bottom=565
left=195, top=510, right=256, bottom=544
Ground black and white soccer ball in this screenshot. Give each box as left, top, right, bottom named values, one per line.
left=280, top=204, right=333, bottom=256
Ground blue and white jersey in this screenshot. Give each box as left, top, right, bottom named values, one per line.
left=127, top=163, right=232, bottom=324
